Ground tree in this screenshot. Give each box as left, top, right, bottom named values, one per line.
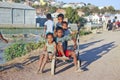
left=48, top=6, right=57, bottom=13
left=81, top=6, right=91, bottom=16
left=107, top=6, right=115, bottom=13
left=100, top=7, right=107, bottom=14
left=100, top=6, right=116, bottom=14
left=87, top=3, right=91, bottom=5
left=90, top=7, right=100, bottom=13
left=13, top=0, right=21, bottom=3
left=65, top=7, right=80, bottom=23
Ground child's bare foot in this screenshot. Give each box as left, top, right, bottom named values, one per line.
left=75, top=69, right=83, bottom=73
left=62, top=56, right=69, bottom=62
left=74, top=66, right=83, bottom=72
left=62, top=56, right=69, bottom=59
left=36, top=69, right=40, bottom=74
left=39, top=70, right=43, bottom=74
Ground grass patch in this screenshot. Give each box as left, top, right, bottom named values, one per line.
left=80, top=30, right=92, bottom=36
left=4, top=41, right=45, bottom=61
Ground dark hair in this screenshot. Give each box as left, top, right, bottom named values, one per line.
left=62, top=21, right=68, bottom=26
left=46, top=33, right=54, bottom=38
left=56, top=27, right=63, bottom=32
left=46, top=13, right=52, bottom=19
left=57, top=14, right=64, bottom=19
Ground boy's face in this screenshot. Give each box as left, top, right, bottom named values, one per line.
left=58, top=17, right=63, bottom=23
left=62, top=23, right=68, bottom=30
left=47, top=35, right=53, bottom=43
left=56, top=30, right=63, bottom=37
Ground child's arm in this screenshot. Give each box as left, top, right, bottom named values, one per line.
left=43, top=25, right=47, bottom=37
left=64, top=35, right=77, bottom=50
left=0, top=34, right=8, bottom=43
left=72, top=38, right=77, bottom=50
left=43, top=45, right=47, bottom=51
left=54, top=43, right=57, bottom=55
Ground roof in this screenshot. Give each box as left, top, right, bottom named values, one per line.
left=0, top=2, right=34, bottom=10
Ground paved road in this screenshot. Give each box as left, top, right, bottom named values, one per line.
left=1, top=31, right=120, bottom=80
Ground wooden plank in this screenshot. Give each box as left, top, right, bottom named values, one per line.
left=77, top=60, right=81, bottom=69
left=51, top=56, right=55, bottom=75
left=53, top=57, right=69, bottom=60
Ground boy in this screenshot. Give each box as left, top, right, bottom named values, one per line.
left=62, top=21, right=77, bottom=49
left=62, top=21, right=74, bottom=36
left=56, top=14, right=64, bottom=28
left=55, top=27, right=79, bottom=71
left=44, top=13, right=54, bottom=37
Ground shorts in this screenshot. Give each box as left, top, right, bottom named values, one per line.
left=48, top=51, right=54, bottom=55
left=58, top=50, right=71, bottom=57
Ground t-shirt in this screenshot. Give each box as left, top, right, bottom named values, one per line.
left=56, top=35, right=71, bottom=51
left=56, top=22, right=62, bottom=28
left=63, top=29, right=71, bottom=36
left=63, top=29, right=71, bottom=49
left=44, top=20, right=54, bottom=33
left=46, top=42, right=56, bottom=54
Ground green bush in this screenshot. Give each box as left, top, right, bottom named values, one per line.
left=26, top=42, right=45, bottom=52
left=4, top=41, right=45, bottom=61
left=4, top=43, right=27, bottom=61
left=80, top=30, right=92, bottom=36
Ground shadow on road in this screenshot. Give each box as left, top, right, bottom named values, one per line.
left=0, top=56, right=39, bottom=72
left=79, top=42, right=116, bottom=71
left=80, top=39, right=104, bottom=50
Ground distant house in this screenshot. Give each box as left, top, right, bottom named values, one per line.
left=51, top=9, right=66, bottom=18
left=62, top=2, right=86, bottom=9
left=0, top=2, right=36, bottom=28
left=77, top=10, right=85, bottom=17
left=62, top=3, right=74, bottom=8
left=56, top=9, right=66, bottom=15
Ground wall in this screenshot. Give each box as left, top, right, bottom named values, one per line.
left=0, top=8, right=36, bottom=28
left=0, top=8, right=12, bottom=24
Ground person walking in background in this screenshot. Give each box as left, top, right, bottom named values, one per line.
left=107, top=20, right=113, bottom=31
left=112, top=16, right=117, bottom=31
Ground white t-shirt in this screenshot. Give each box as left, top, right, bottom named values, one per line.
left=44, top=20, right=54, bottom=33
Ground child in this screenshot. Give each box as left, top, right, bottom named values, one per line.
left=62, top=21, right=77, bottom=49
left=44, top=13, right=54, bottom=37
left=55, top=27, right=79, bottom=71
left=0, top=32, right=8, bottom=43
left=62, top=21, right=75, bottom=36
left=56, top=13, right=64, bottom=28
left=37, top=33, right=56, bottom=73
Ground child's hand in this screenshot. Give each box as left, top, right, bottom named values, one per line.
left=58, top=42, right=62, bottom=46
left=71, top=31, right=76, bottom=35
left=74, top=43, right=77, bottom=50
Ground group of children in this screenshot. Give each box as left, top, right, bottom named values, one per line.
left=37, top=13, right=80, bottom=74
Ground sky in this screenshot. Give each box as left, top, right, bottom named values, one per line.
left=57, top=0, right=120, bottom=10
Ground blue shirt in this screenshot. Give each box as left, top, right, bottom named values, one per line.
left=56, top=22, right=62, bottom=28
left=56, top=35, right=71, bottom=51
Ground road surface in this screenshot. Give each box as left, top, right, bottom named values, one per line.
left=0, top=31, right=120, bottom=80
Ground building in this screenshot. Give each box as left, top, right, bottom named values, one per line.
left=62, top=2, right=86, bottom=9
left=0, top=2, right=36, bottom=28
